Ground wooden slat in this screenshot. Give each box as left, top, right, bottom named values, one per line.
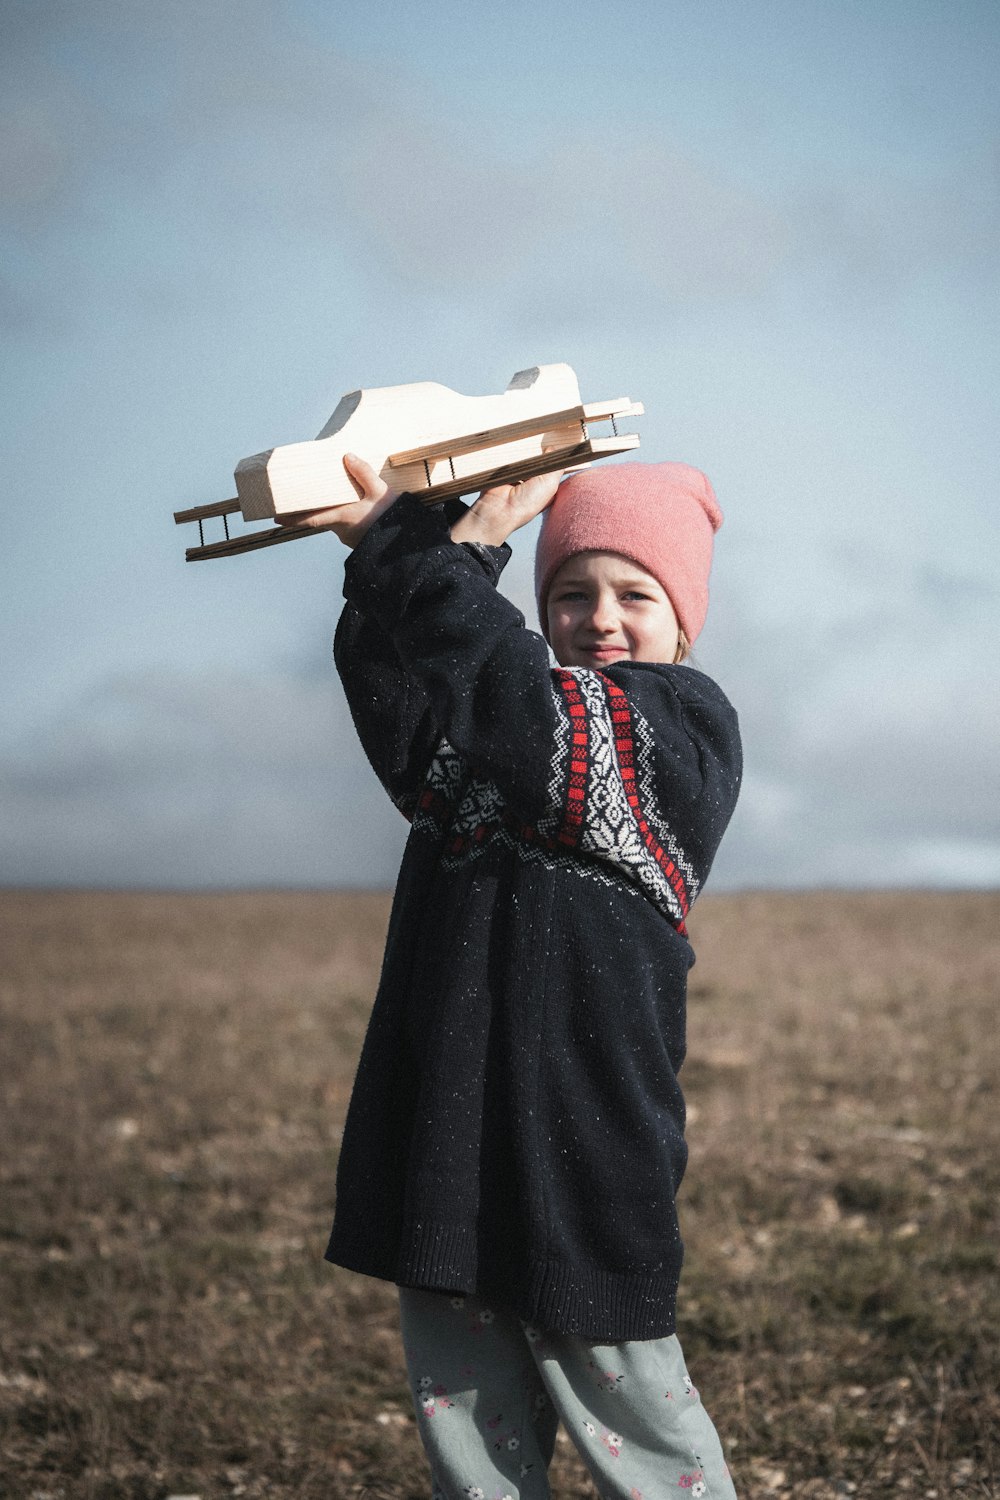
left=581, top=399, right=644, bottom=422
left=388, top=399, right=641, bottom=467
left=185, top=523, right=315, bottom=562
left=174, top=498, right=241, bottom=525
left=415, top=434, right=639, bottom=504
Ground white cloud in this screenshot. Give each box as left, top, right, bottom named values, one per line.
left=4, top=0, right=996, bottom=335
left=0, top=668, right=408, bottom=887
left=894, top=839, right=1000, bottom=887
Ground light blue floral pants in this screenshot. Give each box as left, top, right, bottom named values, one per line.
left=399, top=1288, right=739, bottom=1500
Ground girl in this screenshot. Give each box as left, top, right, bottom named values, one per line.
left=285, top=450, right=742, bottom=1498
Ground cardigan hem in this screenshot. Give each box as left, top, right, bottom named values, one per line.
left=324, top=1217, right=682, bottom=1341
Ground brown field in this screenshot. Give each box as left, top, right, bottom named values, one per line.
left=1, top=888, right=998, bottom=1500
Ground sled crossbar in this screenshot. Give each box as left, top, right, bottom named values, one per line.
left=388, top=399, right=643, bottom=467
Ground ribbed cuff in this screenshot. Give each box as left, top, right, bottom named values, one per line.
left=457, top=538, right=513, bottom=583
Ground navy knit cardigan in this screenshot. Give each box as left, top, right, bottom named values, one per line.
left=324, top=490, right=743, bottom=1340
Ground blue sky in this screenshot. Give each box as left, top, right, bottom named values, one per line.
left=2, top=0, right=998, bottom=888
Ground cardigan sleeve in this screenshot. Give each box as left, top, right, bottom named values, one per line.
left=340, top=492, right=742, bottom=920
left=333, top=603, right=439, bottom=820
left=333, top=498, right=514, bottom=820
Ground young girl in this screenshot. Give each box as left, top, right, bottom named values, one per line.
left=285, top=450, right=743, bottom=1498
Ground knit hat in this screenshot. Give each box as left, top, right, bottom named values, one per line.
left=533, top=460, right=723, bottom=645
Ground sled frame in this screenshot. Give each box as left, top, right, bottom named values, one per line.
left=175, top=401, right=640, bottom=562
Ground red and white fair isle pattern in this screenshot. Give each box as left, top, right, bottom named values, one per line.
left=410, top=667, right=697, bottom=933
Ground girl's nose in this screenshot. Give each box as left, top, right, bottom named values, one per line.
left=588, top=593, right=619, bottom=631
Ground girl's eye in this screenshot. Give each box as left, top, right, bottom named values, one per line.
left=554, top=591, right=656, bottom=603
left=556, top=590, right=651, bottom=601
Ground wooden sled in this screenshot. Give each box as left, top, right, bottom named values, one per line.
left=174, top=364, right=642, bottom=561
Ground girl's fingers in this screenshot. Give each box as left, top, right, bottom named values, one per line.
left=343, top=465, right=365, bottom=502
left=275, top=506, right=347, bottom=529
left=280, top=450, right=563, bottom=543
left=468, top=466, right=564, bottom=545
left=343, top=452, right=390, bottom=504
left=273, top=456, right=398, bottom=540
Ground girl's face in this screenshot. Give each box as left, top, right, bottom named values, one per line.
left=546, top=551, right=680, bottom=669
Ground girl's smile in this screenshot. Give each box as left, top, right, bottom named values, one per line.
left=545, top=550, right=681, bottom=669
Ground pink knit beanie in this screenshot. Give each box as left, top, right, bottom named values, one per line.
left=534, top=461, right=723, bottom=645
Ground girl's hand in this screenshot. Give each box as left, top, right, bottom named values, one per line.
left=449, top=460, right=565, bottom=549
left=275, top=453, right=399, bottom=549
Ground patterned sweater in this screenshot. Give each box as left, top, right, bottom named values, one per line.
left=324, top=491, right=743, bottom=1340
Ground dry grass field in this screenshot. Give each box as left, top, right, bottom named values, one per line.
left=1, top=888, right=998, bottom=1500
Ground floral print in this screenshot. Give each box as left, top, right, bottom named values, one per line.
left=399, top=1289, right=738, bottom=1499
left=461, top=1303, right=496, bottom=1335
left=679, top=1453, right=708, bottom=1494
left=484, top=1411, right=522, bottom=1453
left=582, top=1417, right=625, bottom=1458
left=417, top=1373, right=456, bottom=1418
left=588, top=1357, right=625, bottom=1393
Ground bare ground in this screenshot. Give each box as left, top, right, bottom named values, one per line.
left=1, top=888, right=997, bottom=1500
